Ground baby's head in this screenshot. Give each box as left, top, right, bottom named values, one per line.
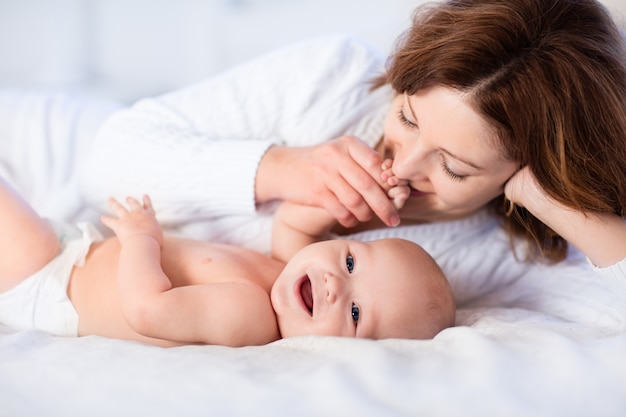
left=271, top=237, right=455, bottom=340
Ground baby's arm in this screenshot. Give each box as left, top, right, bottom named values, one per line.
left=100, top=195, right=170, bottom=328
left=102, top=196, right=278, bottom=346
left=272, top=202, right=336, bottom=262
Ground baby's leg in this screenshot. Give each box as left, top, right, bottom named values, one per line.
left=0, top=177, right=59, bottom=293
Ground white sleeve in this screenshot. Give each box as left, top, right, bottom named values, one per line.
left=79, top=36, right=388, bottom=223
left=593, top=258, right=626, bottom=309
left=453, top=235, right=626, bottom=329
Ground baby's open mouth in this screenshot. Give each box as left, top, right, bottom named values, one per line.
left=299, top=276, right=314, bottom=316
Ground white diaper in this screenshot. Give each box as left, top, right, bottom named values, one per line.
left=0, top=221, right=103, bottom=336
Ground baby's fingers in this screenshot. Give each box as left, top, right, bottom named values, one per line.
left=100, top=214, right=117, bottom=231
left=125, top=196, right=143, bottom=211
left=142, top=195, right=154, bottom=213
left=107, top=197, right=130, bottom=217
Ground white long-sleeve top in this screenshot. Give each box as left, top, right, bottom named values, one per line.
left=82, top=36, right=392, bottom=219
left=78, top=36, right=626, bottom=322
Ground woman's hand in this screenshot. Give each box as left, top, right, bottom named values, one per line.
left=505, top=166, right=626, bottom=267
left=503, top=166, right=543, bottom=209
left=256, top=136, right=400, bottom=228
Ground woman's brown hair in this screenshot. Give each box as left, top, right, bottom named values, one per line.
left=374, top=0, right=626, bottom=262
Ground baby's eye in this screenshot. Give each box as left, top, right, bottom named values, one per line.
left=346, top=254, right=355, bottom=273
left=351, top=303, right=360, bottom=325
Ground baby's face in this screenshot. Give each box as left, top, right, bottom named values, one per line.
left=271, top=238, right=448, bottom=340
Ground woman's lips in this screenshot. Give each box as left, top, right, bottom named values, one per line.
left=296, top=275, right=314, bottom=316
left=409, top=185, right=431, bottom=198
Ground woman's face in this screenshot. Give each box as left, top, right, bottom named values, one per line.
left=380, top=86, right=518, bottom=223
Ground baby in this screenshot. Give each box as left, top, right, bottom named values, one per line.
left=0, top=175, right=455, bottom=347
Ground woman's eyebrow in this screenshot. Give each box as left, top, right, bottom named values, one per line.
left=405, top=93, right=484, bottom=171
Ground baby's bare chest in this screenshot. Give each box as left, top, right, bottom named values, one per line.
left=160, top=237, right=282, bottom=290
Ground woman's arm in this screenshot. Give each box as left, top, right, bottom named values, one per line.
left=80, top=37, right=395, bottom=228
left=505, top=167, right=626, bottom=267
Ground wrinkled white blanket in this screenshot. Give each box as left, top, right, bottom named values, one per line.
left=2, top=304, right=625, bottom=417
left=1, top=92, right=625, bottom=417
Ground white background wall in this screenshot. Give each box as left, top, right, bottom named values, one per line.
left=0, top=0, right=624, bottom=104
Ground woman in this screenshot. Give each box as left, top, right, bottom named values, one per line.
left=77, top=0, right=625, bottom=307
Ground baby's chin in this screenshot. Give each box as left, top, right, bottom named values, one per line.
left=275, top=324, right=305, bottom=339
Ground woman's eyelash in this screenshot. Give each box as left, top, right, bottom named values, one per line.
left=439, top=158, right=467, bottom=182
left=397, top=110, right=417, bottom=128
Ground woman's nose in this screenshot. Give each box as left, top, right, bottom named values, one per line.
left=393, top=145, right=426, bottom=179
left=324, top=273, right=344, bottom=304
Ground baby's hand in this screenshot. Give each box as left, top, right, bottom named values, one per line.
left=101, top=195, right=163, bottom=245
left=380, top=159, right=410, bottom=210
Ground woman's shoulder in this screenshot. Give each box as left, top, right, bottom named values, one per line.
left=233, top=35, right=386, bottom=81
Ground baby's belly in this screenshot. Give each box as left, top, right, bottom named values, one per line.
left=67, top=239, right=180, bottom=346
left=67, top=239, right=126, bottom=335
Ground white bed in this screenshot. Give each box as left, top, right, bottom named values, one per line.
left=2, top=301, right=625, bottom=416
left=1, top=93, right=626, bottom=417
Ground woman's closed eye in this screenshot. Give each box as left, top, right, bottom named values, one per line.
left=397, top=109, right=418, bottom=129
left=439, top=155, right=467, bottom=182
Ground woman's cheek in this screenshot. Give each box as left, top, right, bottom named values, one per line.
left=432, top=178, right=481, bottom=208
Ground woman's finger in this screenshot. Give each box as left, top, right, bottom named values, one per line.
left=342, top=138, right=399, bottom=226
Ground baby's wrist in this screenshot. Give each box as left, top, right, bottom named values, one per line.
left=119, top=232, right=162, bottom=247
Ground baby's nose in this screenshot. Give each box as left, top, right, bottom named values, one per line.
left=324, top=272, right=344, bottom=304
